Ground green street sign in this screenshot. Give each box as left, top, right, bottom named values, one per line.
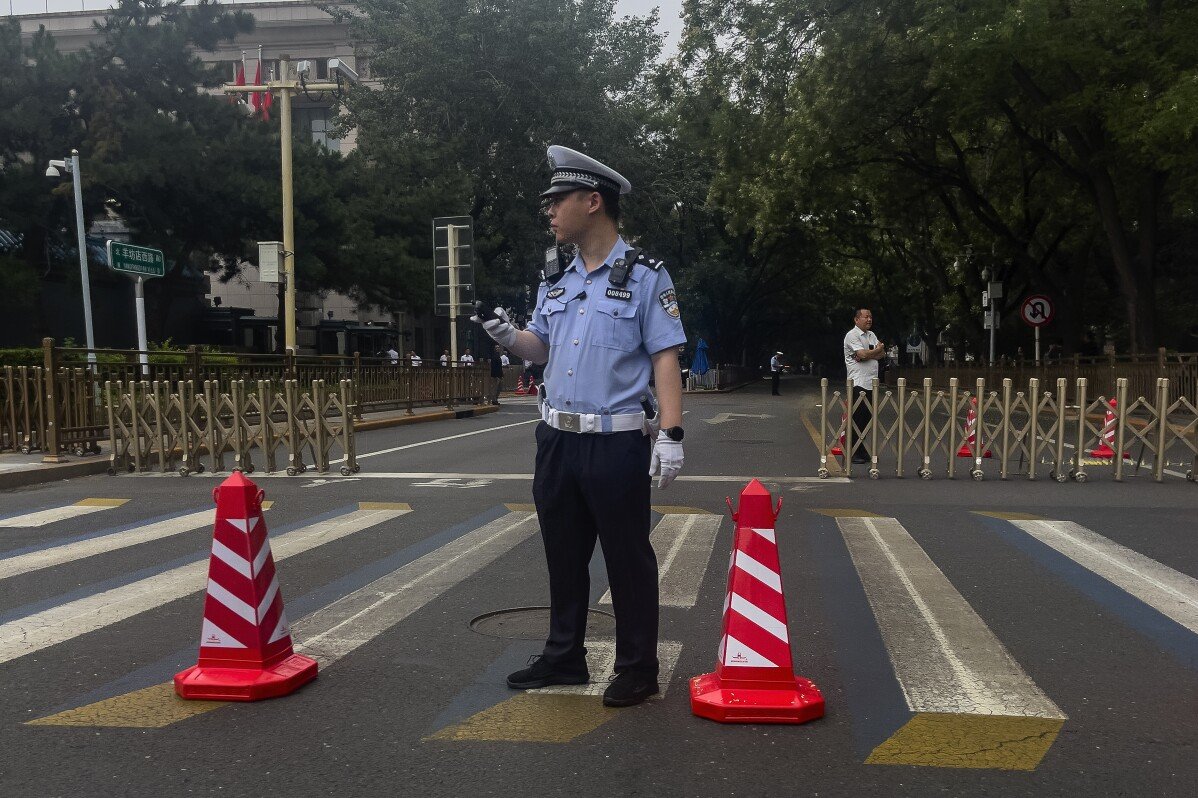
left=107, top=241, right=165, bottom=278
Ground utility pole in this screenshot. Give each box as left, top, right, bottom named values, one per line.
left=223, top=54, right=351, bottom=353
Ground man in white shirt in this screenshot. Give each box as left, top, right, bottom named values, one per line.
left=409, top=351, right=422, bottom=367
left=500, top=352, right=510, bottom=367
left=460, top=349, right=475, bottom=365
left=440, top=350, right=450, bottom=367
left=386, top=346, right=399, bottom=365
left=769, top=351, right=783, bottom=396
left=843, top=308, right=885, bottom=465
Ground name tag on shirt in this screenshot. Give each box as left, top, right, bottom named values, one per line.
left=605, top=287, right=632, bottom=301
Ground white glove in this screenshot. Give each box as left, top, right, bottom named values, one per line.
left=649, top=430, right=684, bottom=489
left=470, top=306, right=519, bottom=349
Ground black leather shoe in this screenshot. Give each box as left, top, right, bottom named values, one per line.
left=602, top=671, right=660, bottom=707
left=506, top=655, right=589, bottom=690
left=851, top=455, right=870, bottom=464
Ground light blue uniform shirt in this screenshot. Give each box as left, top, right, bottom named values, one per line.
left=527, top=236, right=686, bottom=417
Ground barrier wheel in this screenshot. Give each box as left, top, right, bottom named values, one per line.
left=817, top=468, right=829, bottom=479
left=1074, top=471, right=1088, bottom=483
left=286, top=467, right=298, bottom=476
left=195, top=463, right=205, bottom=474
left=1187, top=470, right=1194, bottom=482
left=971, top=470, right=984, bottom=481
left=19, top=446, right=30, bottom=455
left=127, top=463, right=136, bottom=473
left=340, top=466, right=353, bottom=477
left=244, top=464, right=254, bottom=474
left=868, top=469, right=880, bottom=480
left=353, top=465, right=361, bottom=474
left=72, top=445, right=85, bottom=457
left=919, top=468, right=932, bottom=480
left=107, top=467, right=117, bottom=476
left=1054, top=472, right=1068, bottom=483
left=178, top=467, right=190, bottom=477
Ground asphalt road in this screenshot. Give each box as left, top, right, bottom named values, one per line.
left=0, top=377, right=1195, bottom=797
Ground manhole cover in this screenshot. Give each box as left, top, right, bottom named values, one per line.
left=469, top=606, right=616, bottom=640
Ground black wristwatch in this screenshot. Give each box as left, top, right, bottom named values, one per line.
left=663, top=426, right=684, bottom=442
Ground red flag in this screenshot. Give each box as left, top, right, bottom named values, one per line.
left=251, top=60, right=262, bottom=115
left=234, top=62, right=246, bottom=108
left=263, top=87, right=272, bottom=122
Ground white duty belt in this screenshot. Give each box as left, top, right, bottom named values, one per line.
left=541, top=404, right=646, bottom=434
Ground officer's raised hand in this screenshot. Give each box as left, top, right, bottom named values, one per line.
left=471, top=305, right=519, bottom=349
left=649, top=429, right=684, bottom=488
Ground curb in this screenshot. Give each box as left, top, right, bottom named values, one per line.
left=0, top=404, right=501, bottom=490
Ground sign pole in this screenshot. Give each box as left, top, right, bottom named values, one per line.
left=279, top=55, right=297, bottom=355
left=71, top=152, right=97, bottom=367
left=448, top=224, right=459, bottom=365
left=134, top=276, right=149, bottom=376
left=1035, top=326, right=1040, bottom=365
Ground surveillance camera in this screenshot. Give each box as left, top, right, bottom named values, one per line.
left=295, top=60, right=313, bottom=78
left=45, top=165, right=61, bottom=178
left=328, top=58, right=359, bottom=85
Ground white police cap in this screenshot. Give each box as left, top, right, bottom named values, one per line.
left=541, top=145, right=632, bottom=199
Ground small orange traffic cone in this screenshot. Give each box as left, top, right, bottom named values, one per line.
left=830, top=411, right=847, bottom=457
left=514, top=375, right=526, bottom=396
left=690, top=480, right=825, bottom=724
left=1088, top=398, right=1128, bottom=459
left=174, top=472, right=317, bottom=701
left=956, top=397, right=992, bottom=458
left=527, top=376, right=537, bottom=395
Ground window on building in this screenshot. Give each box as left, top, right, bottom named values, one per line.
left=355, top=57, right=371, bottom=80
left=293, top=106, right=341, bottom=153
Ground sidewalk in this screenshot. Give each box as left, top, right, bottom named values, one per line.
left=0, top=402, right=499, bottom=490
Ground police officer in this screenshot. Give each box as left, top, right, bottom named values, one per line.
left=472, top=145, right=686, bottom=707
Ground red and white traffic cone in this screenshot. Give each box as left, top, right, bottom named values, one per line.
left=527, top=376, right=537, bottom=395
left=830, top=412, right=847, bottom=457
left=690, top=480, right=825, bottom=724
left=1088, top=398, right=1128, bottom=459
left=514, top=375, right=526, bottom=396
left=956, top=397, right=992, bottom=458
left=174, top=472, right=318, bottom=701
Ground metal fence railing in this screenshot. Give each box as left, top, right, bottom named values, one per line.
left=106, top=379, right=358, bottom=477
left=1, top=340, right=488, bottom=460
left=685, top=365, right=758, bottom=392
left=894, top=349, right=1197, bottom=406
left=816, top=377, right=1197, bottom=483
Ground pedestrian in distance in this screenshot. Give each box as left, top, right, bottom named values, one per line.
left=440, top=349, right=450, bottom=367
left=409, top=350, right=422, bottom=367
left=385, top=345, right=399, bottom=366
left=500, top=350, right=510, bottom=368
left=489, top=344, right=504, bottom=405
left=770, top=351, right=783, bottom=395
left=460, top=349, right=475, bottom=365
left=844, top=308, right=884, bottom=465
left=472, top=144, right=686, bottom=708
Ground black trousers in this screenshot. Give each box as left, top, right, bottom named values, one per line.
left=532, top=423, right=658, bottom=676
left=771, top=371, right=780, bottom=395
left=852, top=385, right=872, bottom=458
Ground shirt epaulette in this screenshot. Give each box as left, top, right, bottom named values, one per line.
left=635, top=251, right=664, bottom=271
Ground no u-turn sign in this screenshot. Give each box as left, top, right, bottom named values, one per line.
left=1021, top=295, right=1054, bottom=327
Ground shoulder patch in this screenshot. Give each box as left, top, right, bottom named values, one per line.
left=605, top=287, right=632, bottom=301
left=546, top=287, right=566, bottom=299
left=636, top=252, right=664, bottom=271
left=658, top=288, right=680, bottom=319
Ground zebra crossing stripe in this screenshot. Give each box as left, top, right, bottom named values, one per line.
left=599, top=512, right=722, bottom=608
left=0, top=502, right=409, bottom=666
left=832, top=514, right=1065, bottom=770
left=0, top=498, right=129, bottom=528
left=998, top=517, right=1198, bottom=636
left=0, top=502, right=272, bottom=582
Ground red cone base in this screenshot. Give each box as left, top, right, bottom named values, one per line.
left=956, top=443, right=992, bottom=458
left=1087, top=444, right=1129, bottom=459
left=174, top=653, right=317, bottom=702
left=690, top=669, right=825, bottom=724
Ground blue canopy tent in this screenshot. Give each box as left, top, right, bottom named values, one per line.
left=692, top=338, right=710, bottom=376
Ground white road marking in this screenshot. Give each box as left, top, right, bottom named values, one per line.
left=1009, top=519, right=1198, bottom=635
left=293, top=511, right=538, bottom=664
left=148, top=471, right=849, bottom=484
left=0, top=510, right=213, bottom=581
left=335, top=419, right=539, bottom=463
left=836, top=516, right=1063, bottom=718
left=409, top=478, right=494, bottom=489
left=598, top=514, right=723, bottom=607
left=0, top=499, right=128, bottom=528
left=531, top=639, right=684, bottom=698
left=0, top=505, right=410, bottom=666
left=704, top=413, right=772, bottom=425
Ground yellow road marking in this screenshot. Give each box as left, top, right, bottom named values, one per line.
left=866, top=713, right=1064, bottom=770
left=26, top=684, right=228, bottom=729
left=425, top=694, right=617, bottom=743
left=652, top=506, right=714, bottom=515
left=810, top=508, right=885, bottom=518
left=504, top=503, right=537, bottom=512
left=73, top=498, right=129, bottom=507
left=801, top=412, right=843, bottom=476
left=972, top=510, right=1044, bottom=521
left=358, top=502, right=412, bottom=511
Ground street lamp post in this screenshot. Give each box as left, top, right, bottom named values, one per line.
left=223, top=54, right=355, bottom=354
left=46, top=150, right=97, bottom=367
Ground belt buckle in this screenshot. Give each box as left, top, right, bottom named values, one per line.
left=559, top=412, right=580, bottom=432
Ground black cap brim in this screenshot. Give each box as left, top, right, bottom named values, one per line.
left=539, top=183, right=589, bottom=199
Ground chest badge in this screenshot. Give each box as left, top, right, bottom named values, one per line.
left=605, top=287, right=632, bottom=301
left=546, top=287, right=566, bottom=300
left=658, top=288, right=680, bottom=319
